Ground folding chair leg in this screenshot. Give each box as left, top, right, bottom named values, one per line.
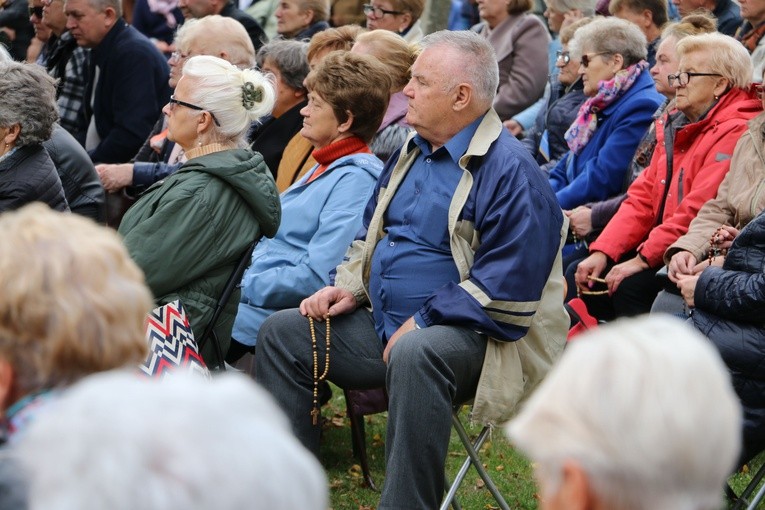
left=443, top=474, right=462, bottom=510
left=440, top=414, right=510, bottom=510
left=746, top=481, right=765, bottom=510
left=731, top=462, right=765, bottom=510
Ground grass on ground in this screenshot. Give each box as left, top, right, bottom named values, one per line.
left=320, top=384, right=536, bottom=510
left=320, top=384, right=765, bottom=510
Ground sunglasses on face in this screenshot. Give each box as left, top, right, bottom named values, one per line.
left=556, top=50, right=570, bottom=65
left=29, top=6, right=44, bottom=18
left=580, top=52, right=611, bottom=68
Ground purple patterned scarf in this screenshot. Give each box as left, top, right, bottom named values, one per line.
left=565, top=60, right=649, bottom=154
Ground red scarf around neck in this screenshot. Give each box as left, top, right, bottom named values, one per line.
left=307, top=136, right=370, bottom=183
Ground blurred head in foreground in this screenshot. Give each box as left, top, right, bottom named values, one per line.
left=17, top=372, right=328, bottom=510
left=507, top=315, right=741, bottom=510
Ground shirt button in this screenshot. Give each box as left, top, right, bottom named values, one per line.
left=389, top=241, right=395, bottom=246
left=414, top=188, right=420, bottom=194
left=426, top=158, right=432, bottom=163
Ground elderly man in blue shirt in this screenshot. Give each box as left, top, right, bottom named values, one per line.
left=255, top=29, right=569, bottom=510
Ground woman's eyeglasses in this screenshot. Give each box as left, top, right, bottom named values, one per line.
left=555, top=50, right=570, bottom=65
left=168, top=96, right=220, bottom=126
left=168, top=51, right=190, bottom=63
left=580, top=52, right=611, bottom=68
left=362, top=3, right=404, bottom=18
left=666, top=71, right=723, bottom=87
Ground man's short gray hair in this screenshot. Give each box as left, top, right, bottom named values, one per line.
left=0, top=62, right=59, bottom=146
left=419, top=30, right=499, bottom=110
left=18, top=372, right=329, bottom=510
left=86, top=0, right=121, bottom=17
left=507, top=315, right=741, bottom=510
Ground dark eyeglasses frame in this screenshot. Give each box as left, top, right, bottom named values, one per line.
left=168, top=96, right=220, bottom=126
left=667, top=71, right=723, bottom=88
left=29, top=6, right=44, bottom=18
left=362, top=3, right=404, bottom=18
left=555, top=50, right=570, bottom=65
left=580, top=52, right=611, bottom=68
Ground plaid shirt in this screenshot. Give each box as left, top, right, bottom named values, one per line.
left=47, top=32, right=90, bottom=144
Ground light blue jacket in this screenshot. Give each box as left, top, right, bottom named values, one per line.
left=232, top=152, right=383, bottom=346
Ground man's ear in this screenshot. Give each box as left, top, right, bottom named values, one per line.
left=102, top=5, right=118, bottom=25
left=452, top=83, right=472, bottom=112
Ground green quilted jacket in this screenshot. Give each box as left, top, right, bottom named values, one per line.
left=119, top=149, right=281, bottom=363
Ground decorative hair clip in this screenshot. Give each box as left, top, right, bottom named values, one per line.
left=242, top=82, right=263, bottom=109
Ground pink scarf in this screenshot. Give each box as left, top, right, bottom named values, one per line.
left=565, top=60, right=649, bottom=154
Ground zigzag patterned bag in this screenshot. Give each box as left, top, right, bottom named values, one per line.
left=140, top=300, right=211, bottom=379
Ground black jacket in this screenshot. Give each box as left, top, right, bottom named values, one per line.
left=86, top=19, right=171, bottom=164
left=44, top=125, right=106, bottom=222
left=249, top=99, right=306, bottom=179
left=0, top=0, right=33, bottom=61
left=692, top=210, right=765, bottom=462
left=522, top=77, right=586, bottom=175
left=0, top=144, right=69, bottom=213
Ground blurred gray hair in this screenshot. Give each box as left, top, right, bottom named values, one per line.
left=545, top=0, right=596, bottom=16
left=18, top=371, right=328, bottom=510
left=419, top=30, right=499, bottom=110
left=569, top=16, right=648, bottom=67
left=257, top=40, right=310, bottom=94
left=507, top=315, right=741, bottom=510
left=0, top=62, right=59, bottom=146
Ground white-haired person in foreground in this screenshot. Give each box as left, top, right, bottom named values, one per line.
left=507, top=315, right=741, bottom=510
left=16, top=372, right=327, bottom=510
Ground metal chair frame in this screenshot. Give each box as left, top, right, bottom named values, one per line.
left=440, top=410, right=510, bottom=510
left=342, top=395, right=511, bottom=509
left=196, top=239, right=258, bottom=371
left=729, top=461, right=765, bottom=510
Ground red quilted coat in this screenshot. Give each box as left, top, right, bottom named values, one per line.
left=590, top=87, right=762, bottom=266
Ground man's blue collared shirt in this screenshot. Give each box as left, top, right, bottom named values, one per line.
left=369, top=117, right=483, bottom=342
